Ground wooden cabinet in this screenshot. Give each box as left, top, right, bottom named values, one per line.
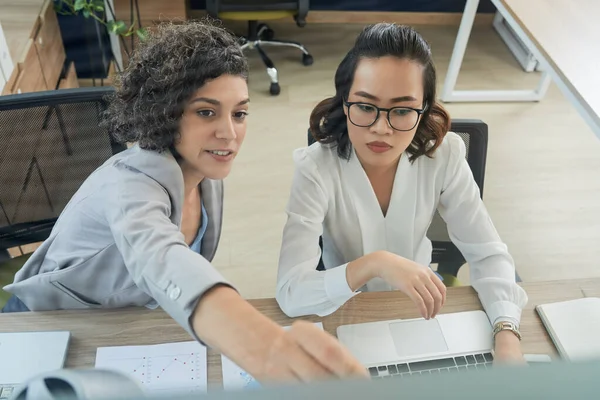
left=1, top=0, right=67, bottom=95
left=12, top=39, right=48, bottom=94
left=59, top=62, right=79, bottom=89
left=2, top=63, right=20, bottom=95
left=34, top=0, right=67, bottom=91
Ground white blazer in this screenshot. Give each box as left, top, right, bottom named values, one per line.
left=276, top=132, right=528, bottom=327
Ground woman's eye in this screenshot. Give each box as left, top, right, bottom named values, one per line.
left=358, top=104, right=376, bottom=113
left=234, top=111, right=248, bottom=120
left=197, top=110, right=215, bottom=117
left=392, top=108, right=411, bottom=116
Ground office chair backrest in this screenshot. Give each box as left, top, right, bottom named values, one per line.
left=206, top=0, right=310, bottom=26
left=0, top=87, right=125, bottom=250
left=428, top=120, right=488, bottom=265
left=448, top=119, right=488, bottom=197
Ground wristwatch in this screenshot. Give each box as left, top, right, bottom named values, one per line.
left=493, top=321, right=522, bottom=340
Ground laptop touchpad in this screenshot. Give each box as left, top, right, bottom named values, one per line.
left=389, top=319, right=449, bottom=358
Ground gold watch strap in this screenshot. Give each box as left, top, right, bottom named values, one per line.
left=493, top=321, right=522, bottom=340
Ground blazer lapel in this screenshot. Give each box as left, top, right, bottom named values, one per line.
left=199, top=179, right=223, bottom=261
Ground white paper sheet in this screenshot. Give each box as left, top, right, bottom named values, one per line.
left=95, top=341, right=207, bottom=395
left=220, top=322, right=324, bottom=390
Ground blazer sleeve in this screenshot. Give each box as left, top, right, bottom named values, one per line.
left=276, top=148, right=358, bottom=318
left=437, top=133, right=528, bottom=327
left=104, top=169, right=232, bottom=342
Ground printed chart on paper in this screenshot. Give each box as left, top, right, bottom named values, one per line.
left=95, top=341, right=207, bottom=394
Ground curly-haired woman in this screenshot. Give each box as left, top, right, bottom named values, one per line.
left=3, top=20, right=366, bottom=382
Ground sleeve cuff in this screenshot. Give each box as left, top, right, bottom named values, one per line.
left=323, top=263, right=358, bottom=304
left=487, top=300, right=523, bottom=328
left=149, top=246, right=236, bottom=346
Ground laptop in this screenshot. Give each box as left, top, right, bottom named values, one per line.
left=0, top=331, right=71, bottom=399
left=337, top=310, right=494, bottom=378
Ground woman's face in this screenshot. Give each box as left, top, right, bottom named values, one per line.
left=175, top=74, right=249, bottom=180
left=344, top=56, right=425, bottom=169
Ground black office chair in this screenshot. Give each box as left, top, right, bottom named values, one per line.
left=0, top=87, right=126, bottom=305
left=428, top=119, right=488, bottom=279
left=206, top=0, right=313, bottom=95
left=307, top=119, right=520, bottom=282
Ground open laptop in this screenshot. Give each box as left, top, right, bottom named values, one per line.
left=0, top=331, right=71, bottom=399
left=337, top=310, right=494, bottom=378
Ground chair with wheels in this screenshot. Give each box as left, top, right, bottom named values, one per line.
left=0, top=87, right=126, bottom=308
left=307, top=119, right=521, bottom=285
left=206, top=0, right=313, bottom=95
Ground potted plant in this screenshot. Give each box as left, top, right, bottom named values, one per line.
left=53, top=0, right=148, bottom=79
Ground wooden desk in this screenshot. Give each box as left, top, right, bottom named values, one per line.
left=442, top=0, right=600, bottom=140
left=1, top=278, right=599, bottom=389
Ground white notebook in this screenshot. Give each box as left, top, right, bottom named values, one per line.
left=536, top=297, right=600, bottom=361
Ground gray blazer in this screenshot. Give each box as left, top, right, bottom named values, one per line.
left=4, top=145, right=230, bottom=339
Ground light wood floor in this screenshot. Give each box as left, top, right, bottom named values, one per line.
left=211, top=22, right=600, bottom=299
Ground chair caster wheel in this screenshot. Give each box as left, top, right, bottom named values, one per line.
left=258, top=23, right=275, bottom=41
left=269, top=83, right=281, bottom=96
left=295, top=16, right=307, bottom=28
left=302, top=54, right=313, bottom=66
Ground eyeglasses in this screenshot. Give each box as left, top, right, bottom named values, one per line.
left=344, top=100, right=427, bottom=131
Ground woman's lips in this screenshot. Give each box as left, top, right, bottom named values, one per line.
left=366, top=141, right=392, bottom=154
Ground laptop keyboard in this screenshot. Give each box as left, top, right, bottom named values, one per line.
left=369, top=352, right=494, bottom=379
left=0, top=385, right=15, bottom=400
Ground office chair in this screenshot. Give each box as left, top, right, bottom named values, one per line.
left=307, top=119, right=519, bottom=285
left=428, top=119, right=488, bottom=281
left=0, top=87, right=125, bottom=307
left=206, top=0, right=313, bottom=96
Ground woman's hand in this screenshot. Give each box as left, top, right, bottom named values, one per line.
left=254, top=320, right=369, bottom=382
left=493, top=330, right=526, bottom=365
left=192, top=285, right=369, bottom=384
left=347, top=251, right=446, bottom=319
left=374, top=252, right=446, bottom=319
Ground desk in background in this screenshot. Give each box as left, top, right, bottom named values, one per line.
left=442, top=0, right=600, bottom=140
left=1, top=278, right=599, bottom=389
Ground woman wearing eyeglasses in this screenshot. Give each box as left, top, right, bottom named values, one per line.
left=276, top=23, right=528, bottom=363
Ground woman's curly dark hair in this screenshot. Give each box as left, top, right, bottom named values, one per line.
left=310, top=23, right=450, bottom=163
left=103, top=19, right=249, bottom=152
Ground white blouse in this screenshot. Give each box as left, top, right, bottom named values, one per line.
left=276, top=132, right=528, bottom=327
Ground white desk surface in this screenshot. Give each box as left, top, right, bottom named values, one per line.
left=500, top=0, right=600, bottom=135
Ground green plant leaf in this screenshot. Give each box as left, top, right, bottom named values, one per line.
left=116, top=20, right=128, bottom=35
left=92, top=0, right=104, bottom=7
left=74, top=0, right=87, bottom=11
left=136, top=28, right=149, bottom=41
left=107, top=20, right=119, bottom=33
left=82, top=9, right=91, bottom=18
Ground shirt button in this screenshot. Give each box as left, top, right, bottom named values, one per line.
left=169, top=286, right=181, bottom=301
